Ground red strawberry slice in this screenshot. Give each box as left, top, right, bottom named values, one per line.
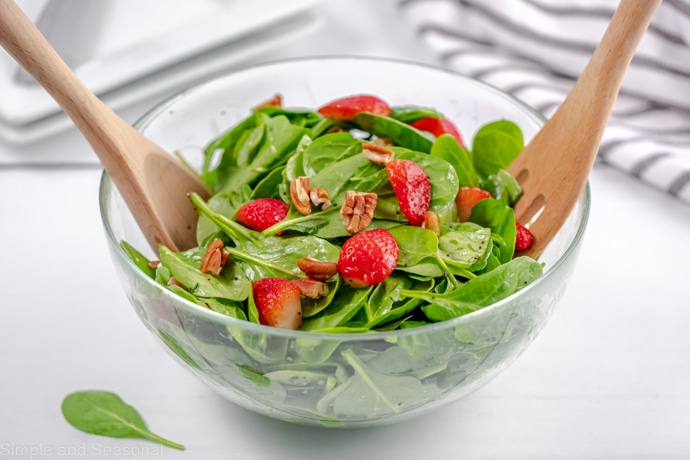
left=236, top=198, right=289, bottom=232
left=515, top=221, right=534, bottom=252
left=252, top=278, right=302, bottom=329
left=338, top=229, right=399, bottom=288
left=456, top=186, right=492, bottom=222
left=411, top=117, right=465, bottom=147
left=317, top=94, right=390, bottom=121
left=385, top=159, right=431, bottom=226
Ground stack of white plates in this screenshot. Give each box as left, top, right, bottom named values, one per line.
left=0, top=0, right=322, bottom=145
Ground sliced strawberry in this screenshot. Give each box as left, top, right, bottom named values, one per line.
left=456, top=186, right=492, bottom=222
left=252, top=278, right=302, bottom=329
left=317, top=94, right=390, bottom=121
left=236, top=198, right=289, bottom=232
left=411, top=116, right=465, bottom=147
left=338, top=229, right=399, bottom=288
left=515, top=221, right=534, bottom=252
left=385, top=159, right=431, bottom=226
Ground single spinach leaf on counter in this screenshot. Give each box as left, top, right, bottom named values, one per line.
left=61, top=391, right=185, bottom=450
left=389, top=105, right=443, bottom=123
left=402, top=256, right=543, bottom=321
left=472, top=120, right=523, bottom=176
left=353, top=113, right=434, bottom=153
left=467, top=198, right=516, bottom=263
left=431, top=133, right=478, bottom=188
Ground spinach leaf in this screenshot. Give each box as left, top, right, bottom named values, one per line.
left=431, top=133, right=478, bottom=187
left=190, top=192, right=258, bottom=246
left=300, top=132, right=362, bottom=177
left=301, top=285, right=373, bottom=331
left=437, top=226, right=492, bottom=272
left=229, top=235, right=340, bottom=281
left=389, top=105, right=443, bottom=123
left=401, top=256, right=543, bottom=321
left=353, top=113, right=434, bottom=153
left=365, top=275, right=434, bottom=329
left=61, top=391, right=184, bottom=450
left=468, top=198, right=516, bottom=263
left=251, top=166, right=286, bottom=199
left=215, top=114, right=310, bottom=194
left=472, top=120, right=523, bottom=176
left=315, top=349, right=441, bottom=420
left=119, top=240, right=155, bottom=278
left=159, top=245, right=251, bottom=301
left=478, top=169, right=523, bottom=207
left=194, top=186, right=255, bottom=246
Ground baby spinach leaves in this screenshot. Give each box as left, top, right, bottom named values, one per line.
left=61, top=391, right=184, bottom=450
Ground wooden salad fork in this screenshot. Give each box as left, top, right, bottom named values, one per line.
left=507, top=0, right=662, bottom=258
left=0, top=0, right=210, bottom=252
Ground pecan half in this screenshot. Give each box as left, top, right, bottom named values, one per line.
left=341, top=190, right=377, bottom=233
left=362, top=142, right=394, bottom=165
left=297, top=257, right=338, bottom=281
left=291, top=279, right=330, bottom=299
left=290, top=176, right=312, bottom=216
left=148, top=260, right=161, bottom=269
left=309, top=187, right=332, bottom=210
left=200, top=238, right=229, bottom=276
left=422, top=210, right=441, bottom=237
left=252, top=93, right=283, bottom=111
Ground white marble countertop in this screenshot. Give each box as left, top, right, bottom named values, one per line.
left=1, top=1, right=689, bottom=459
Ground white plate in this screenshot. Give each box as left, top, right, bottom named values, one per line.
left=0, top=0, right=321, bottom=143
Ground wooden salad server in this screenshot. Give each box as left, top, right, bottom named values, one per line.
left=507, top=0, right=662, bottom=258
left=0, top=0, right=210, bottom=252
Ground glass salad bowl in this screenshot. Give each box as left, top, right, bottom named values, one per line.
left=99, top=57, right=589, bottom=427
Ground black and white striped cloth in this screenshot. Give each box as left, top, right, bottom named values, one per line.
left=400, top=0, right=690, bottom=204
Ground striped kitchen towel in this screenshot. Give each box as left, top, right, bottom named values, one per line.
left=400, top=0, right=690, bottom=204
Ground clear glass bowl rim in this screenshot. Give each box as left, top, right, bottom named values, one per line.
left=99, top=55, right=591, bottom=342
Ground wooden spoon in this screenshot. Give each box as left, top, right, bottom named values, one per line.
left=507, top=0, right=662, bottom=258
left=0, top=0, right=210, bottom=252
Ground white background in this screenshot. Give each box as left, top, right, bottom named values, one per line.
left=1, top=1, right=689, bottom=459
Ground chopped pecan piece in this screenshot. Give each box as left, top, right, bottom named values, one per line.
left=148, top=260, right=161, bottom=269
left=297, top=257, right=338, bottom=281
left=167, top=277, right=184, bottom=288
left=200, top=238, right=229, bottom=276
left=422, top=210, right=441, bottom=236
left=291, top=279, right=330, bottom=299
left=362, top=142, right=394, bottom=165
left=340, top=190, right=377, bottom=233
left=290, top=176, right=312, bottom=216
left=309, top=187, right=332, bottom=210
left=373, top=137, right=393, bottom=147
left=252, top=93, right=283, bottom=111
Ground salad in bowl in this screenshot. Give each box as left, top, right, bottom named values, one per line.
left=101, top=57, right=588, bottom=426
